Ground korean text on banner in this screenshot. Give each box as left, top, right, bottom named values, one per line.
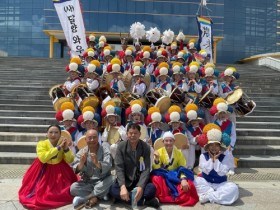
left=53, top=0, right=87, bottom=57
left=196, top=16, right=214, bottom=63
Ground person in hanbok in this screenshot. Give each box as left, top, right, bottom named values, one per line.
left=18, top=125, right=77, bottom=210
left=151, top=131, right=199, bottom=206
left=195, top=125, right=239, bottom=205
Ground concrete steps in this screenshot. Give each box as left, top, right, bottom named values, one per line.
left=0, top=132, right=46, bottom=142
left=237, top=136, right=280, bottom=145
left=0, top=124, right=49, bottom=133
left=237, top=128, right=280, bottom=137
left=236, top=122, right=280, bottom=129
left=0, top=99, right=54, bottom=105
left=0, top=110, right=55, bottom=118
left=0, top=104, right=53, bottom=111
left=0, top=117, right=55, bottom=125
left=0, top=94, right=51, bottom=100
left=237, top=155, right=280, bottom=168
left=0, top=58, right=279, bottom=167
left=0, top=152, right=36, bottom=164
left=237, top=116, right=280, bottom=122
left=0, top=141, right=36, bottom=153
left=234, top=145, right=280, bottom=156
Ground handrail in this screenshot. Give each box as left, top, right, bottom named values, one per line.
left=259, top=57, right=280, bottom=72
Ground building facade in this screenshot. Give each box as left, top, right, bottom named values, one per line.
left=0, top=0, right=279, bottom=63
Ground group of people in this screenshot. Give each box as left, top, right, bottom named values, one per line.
left=17, top=33, right=246, bottom=209
left=19, top=123, right=238, bottom=210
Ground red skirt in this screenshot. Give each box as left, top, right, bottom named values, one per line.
left=151, top=175, right=199, bottom=206
left=18, top=158, right=78, bottom=210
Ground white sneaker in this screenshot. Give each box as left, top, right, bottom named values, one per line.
left=199, top=193, right=209, bottom=204
left=73, top=196, right=87, bottom=209
left=103, top=194, right=109, bottom=201
left=228, top=169, right=235, bottom=176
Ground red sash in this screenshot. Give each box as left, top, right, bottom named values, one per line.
left=161, top=81, right=169, bottom=89
left=220, top=120, right=231, bottom=132
left=191, top=124, right=204, bottom=137
left=67, top=126, right=77, bottom=134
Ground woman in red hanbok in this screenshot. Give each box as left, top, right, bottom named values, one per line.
left=18, top=125, right=78, bottom=210
left=151, top=131, right=199, bottom=206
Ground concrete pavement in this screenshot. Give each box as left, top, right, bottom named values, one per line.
left=1, top=165, right=280, bottom=210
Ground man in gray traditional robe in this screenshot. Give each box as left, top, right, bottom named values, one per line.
left=110, top=123, right=160, bottom=208
left=70, top=129, right=114, bottom=209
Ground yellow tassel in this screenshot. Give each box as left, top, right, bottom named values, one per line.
left=82, top=106, right=95, bottom=114
left=203, top=123, right=221, bottom=133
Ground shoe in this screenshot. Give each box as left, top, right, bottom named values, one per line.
left=227, top=169, right=235, bottom=176
left=199, top=193, right=209, bottom=204
left=103, top=194, right=109, bottom=201
left=73, top=196, right=87, bottom=209
left=144, top=197, right=160, bottom=209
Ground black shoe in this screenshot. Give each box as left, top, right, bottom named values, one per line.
left=144, top=197, right=160, bottom=209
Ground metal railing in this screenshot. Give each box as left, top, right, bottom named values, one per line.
left=259, top=57, right=280, bottom=72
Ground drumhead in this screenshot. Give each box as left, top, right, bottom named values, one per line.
left=199, top=86, right=213, bottom=103
left=140, top=125, right=147, bottom=141
left=123, top=71, right=132, bottom=90
left=143, top=73, right=151, bottom=88
left=155, top=96, right=171, bottom=114
left=77, top=135, right=87, bottom=150
left=170, top=87, right=185, bottom=103
left=107, top=127, right=121, bottom=145
left=48, top=84, right=63, bottom=99
left=58, top=130, right=73, bottom=146
left=226, top=88, right=243, bottom=105
left=174, top=133, right=188, bottom=149
left=102, top=72, right=114, bottom=86
left=53, top=97, right=74, bottom=111
left=153, top=133, right=188, bottom=150
left=153, top=137, right=164, bottom=151
left=80, top=96, right=99, bottom=110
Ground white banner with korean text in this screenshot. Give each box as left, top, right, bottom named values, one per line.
left=196, top=16, right=214, bottom=63
left=53, top=0, right=87, bottom=57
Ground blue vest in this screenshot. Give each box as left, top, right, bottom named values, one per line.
left=110, top=79, right=119, bottom=92
left=202, top=152, right=227, bottom=184
left=148, top=128, right=163, bottom=144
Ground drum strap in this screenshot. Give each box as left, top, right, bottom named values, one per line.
left=187, top=124, right=203, bottom=137
left=172, top=127, right=184, bottom=135
left=160, top=81, right=169, bottom=89
left=110, top=79, right=119, bottom=91
left=215, top=120, right=232, bottom=135
left=72, top=77, right=81, bottom=82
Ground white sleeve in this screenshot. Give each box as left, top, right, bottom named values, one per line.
left=199, top=154, right=214, bottom=175
left=230, top=123, right=237, bottom=148
left=76, top=131, right=83, bottom=144
left=218, top=84, right=229, bottom=99
left=213, top=153, right=232, bottom=176
left=118, top=126, right=127, bottom=141
left=146, top=64, right=154, bottom=74
left=165, top=83, right=172, bottom=96
left=194, top=82, right=202, bottom=93
left=211, top=84, right=219, bottom=95
left=139, top=83, right=147, bottom=96
left=64, top=79, right=80, bottom=92
left=118, top=80, right=126, bottom=92
left=182, top=82, right=189, bottom=92
left=87, top=79, right=99, bottom=92
left=186, top=130, right=197, bottom=145
left=101, top=129, right=108, bottom=142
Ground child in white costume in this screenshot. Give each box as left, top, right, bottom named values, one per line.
left=101, top=102, right=127, bottom=159
left=185, top=104, right=205, bottom=169
left=195, top=124, right=239, bottom=205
